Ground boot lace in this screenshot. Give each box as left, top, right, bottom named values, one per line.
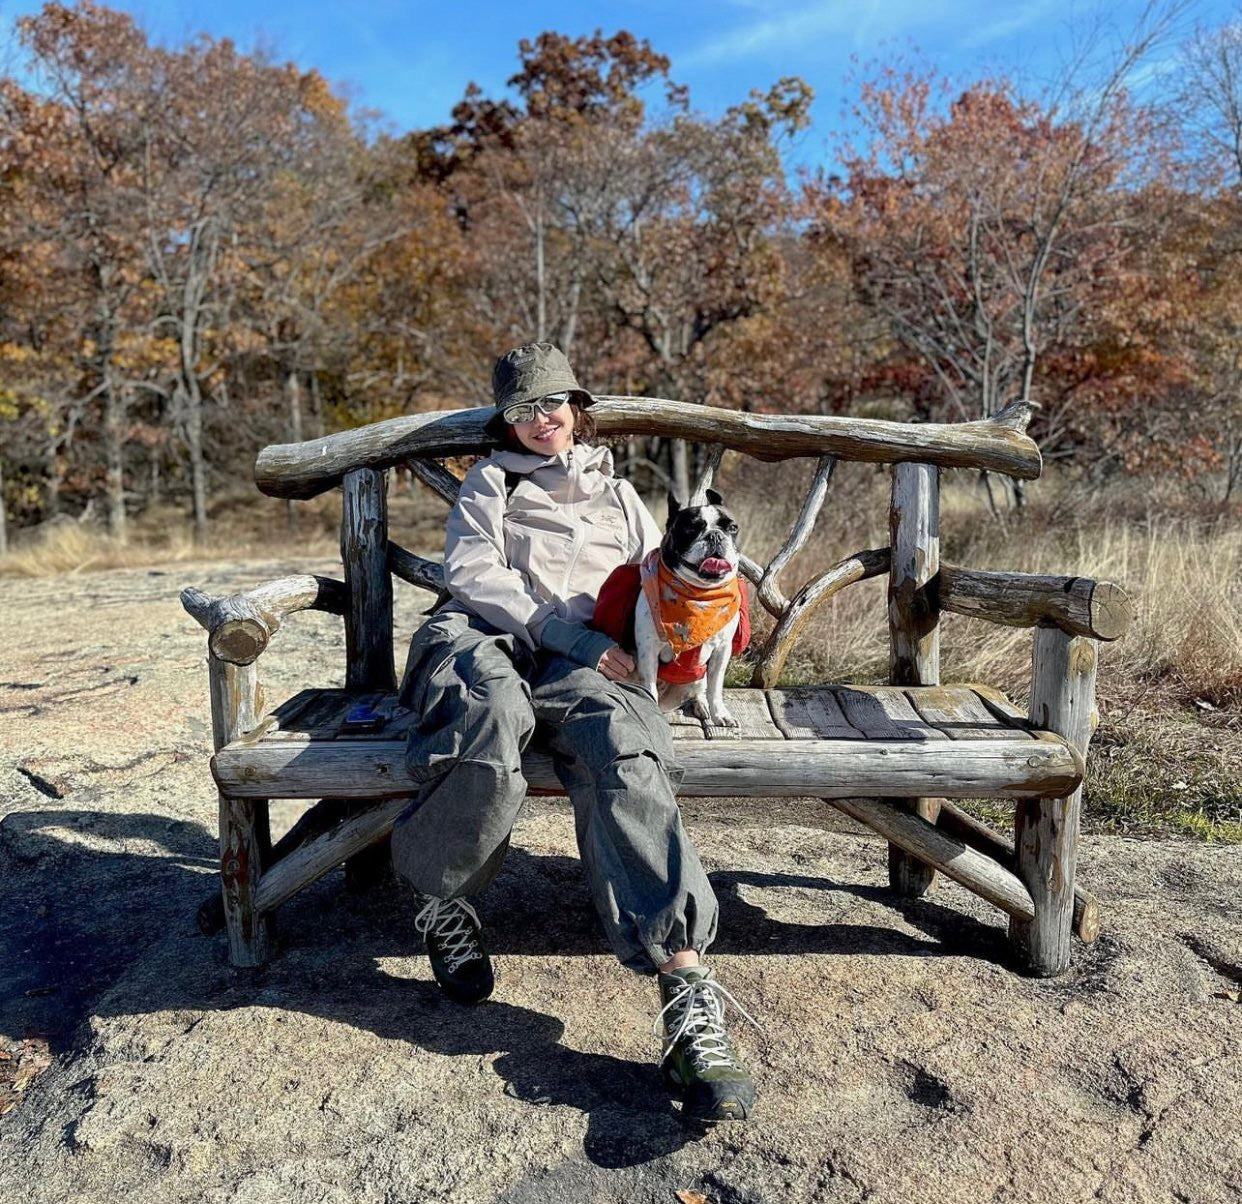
left=414, top=896, right=485, bottom=973
left=654, top=975, right=761, bottom=1072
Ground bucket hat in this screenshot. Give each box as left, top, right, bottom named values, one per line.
left=486, top=342, right=594, bottom=438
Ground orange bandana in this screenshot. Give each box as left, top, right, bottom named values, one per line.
left=639, top=549, right=741, bottom=657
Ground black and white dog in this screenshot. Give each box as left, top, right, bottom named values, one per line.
left=634, top=490, right=744, bottom=728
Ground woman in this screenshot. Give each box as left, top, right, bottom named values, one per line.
left=390, top=342, right=756, bottom=1122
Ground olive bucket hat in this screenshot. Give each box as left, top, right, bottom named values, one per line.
left=486, top=342, right=594, bottom=438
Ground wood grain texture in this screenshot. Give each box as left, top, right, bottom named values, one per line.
left=750, top=548, right=889, bottom=688
left=212, top=735, right=1082, bottom=800
left=181, top=575, right=347, bottom=665
left=936, top=800, right=1100, bottom=942
left=1010, top=628, right=1098, bottom=975
left=832, top=798, right=1036, bottom=921
left=940, top=565, right=1134, bottom=641
left=887, top=462, right=942, bottom=896
left=254, top=396, right=1042, bottom=499
left=341, top=468, right=395, bottom=691
left=208, top=653, right=273, bottom=967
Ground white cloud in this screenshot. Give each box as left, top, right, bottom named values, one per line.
left=959, top=1, right=1058, bottom=50
left=681, top=0, right=960, bottom=66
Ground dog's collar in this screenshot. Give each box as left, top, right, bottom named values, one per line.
left=639, top=549, right=741, bottom=657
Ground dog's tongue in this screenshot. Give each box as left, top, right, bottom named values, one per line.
left=699, top=557, right=732, bottom=575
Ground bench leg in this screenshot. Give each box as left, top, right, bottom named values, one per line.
left=887, top=798, right=941, bottom=897
left=219, top=794, right=275, bottom=967
left=1008, top=792, right=1079, bottom=976
left=1011, top=627, right=1097, bottom=976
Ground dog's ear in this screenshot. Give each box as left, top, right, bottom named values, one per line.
left=705, top=488, right=724, bottom=507
left=666, top=491, right=682, bottom=524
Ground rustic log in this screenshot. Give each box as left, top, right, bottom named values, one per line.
left=939, top=565, right=1134, bottom=641
left=254, top=396, right=1043, bottom=500
left=197, top=796, right=349, bottom=936
left=341, top=468, right=395, bottom=691
left=386, top=541, right=446, bottom=595
left=181, top=576, right=347, bottom=665
left=756, top=456, right=836, bottom=616
left=936, top=800, right=1100, bottom=942
left=404, top=457, right=462, bottom=506
left=738, top=554, right=786, bottom=616
left=888, top=462, right=942, bottom=897
left=208, top=653, right=273, bottom=966
left=750, top=548, right=890, bottom=688
left=253, top=798, right=411, bottom=915
left=212, top=736, right=1082, bottom=801
left=830, top=799, right=1036, bottom=922
left=688, top=443, right=725, bottom=503
left=1010, top=629, right=1098, bottom=976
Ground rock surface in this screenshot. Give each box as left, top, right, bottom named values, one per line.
left=1, top=560, right=1240, bottom=1204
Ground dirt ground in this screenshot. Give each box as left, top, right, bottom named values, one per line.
left=1, top=560, right=1240, bottom=1204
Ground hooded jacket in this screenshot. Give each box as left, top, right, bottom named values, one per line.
left=442, top=443, right=663, bottom=667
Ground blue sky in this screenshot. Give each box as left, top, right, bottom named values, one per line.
left=2, top=0, right=1237, bottom=168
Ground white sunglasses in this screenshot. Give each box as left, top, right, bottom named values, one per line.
left=502, top=392, right=572, bottom=425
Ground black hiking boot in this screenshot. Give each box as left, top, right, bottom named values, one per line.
left=656, top=965, right=757, bottom=1121
left=413, top=893, right=494, bottom=1005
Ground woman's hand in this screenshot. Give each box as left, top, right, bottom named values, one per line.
left=596, top=646, right=635, bottom=682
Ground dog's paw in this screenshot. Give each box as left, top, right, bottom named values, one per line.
left=686, top=695, right=712, bottom=723
left=710, top=704, right=739, bottom=728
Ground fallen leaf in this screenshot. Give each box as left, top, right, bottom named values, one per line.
left=676, top=1193, right=710, bottom=1204
left=1212, top=989, right=1240, bottom=1003
left=0, top=1050, right=11, bottom=1061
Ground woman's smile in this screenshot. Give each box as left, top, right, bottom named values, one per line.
left=514, top=402, right=574, bottom=455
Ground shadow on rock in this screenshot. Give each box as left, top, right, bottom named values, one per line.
left=0, top=806, right=1005, bottom=1168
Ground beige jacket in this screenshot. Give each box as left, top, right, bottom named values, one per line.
left=442, top=443, right=662, bottom=661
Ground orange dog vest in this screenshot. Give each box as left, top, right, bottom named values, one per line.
left=592, top=552, right=750, bottom=685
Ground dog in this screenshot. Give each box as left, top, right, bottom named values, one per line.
left=632, top=489, right=747, bottom=727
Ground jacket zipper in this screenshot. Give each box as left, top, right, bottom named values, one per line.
left=560, top=446, right=586, bottom=598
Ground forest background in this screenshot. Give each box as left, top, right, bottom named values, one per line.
left=0, top=1, right=1238, bottom=837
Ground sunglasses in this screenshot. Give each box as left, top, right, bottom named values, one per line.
left=502, top=393, right=572, bottom=425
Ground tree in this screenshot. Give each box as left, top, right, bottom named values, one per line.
left=809, top=8, right=1194, bottom=487
left=3, top=3, right=159, bottom=540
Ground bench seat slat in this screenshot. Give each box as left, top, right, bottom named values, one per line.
left=767, top=688, right=862, bottom=740
left=906, top=686, right=1035, bottom=741
left=832, top=686, right=949, bottom=740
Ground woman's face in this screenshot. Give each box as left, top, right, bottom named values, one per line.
left=511, top=398, right=575, bottom=456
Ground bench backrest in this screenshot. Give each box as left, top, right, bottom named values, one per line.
left=252, top=396, right=1050, bottom=693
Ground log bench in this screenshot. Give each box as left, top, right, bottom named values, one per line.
left=181, top=396, right=1134, bottom=977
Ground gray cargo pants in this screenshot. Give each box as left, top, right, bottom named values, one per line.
left=390, top=609, right=719, bottom=973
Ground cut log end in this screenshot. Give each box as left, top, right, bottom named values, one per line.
left=1088, top=580, right=1136, bottom=642
left=209, top=619, right=269, bottom=665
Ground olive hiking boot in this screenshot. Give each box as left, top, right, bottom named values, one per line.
left=656, top=965, right=757, bottom=1121
left=413, top=893, right=494, bottom=1005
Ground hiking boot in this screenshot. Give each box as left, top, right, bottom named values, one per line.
left=655, top=965, right=757, bottom=1121
left=413, top=893, right=494, bottom=1005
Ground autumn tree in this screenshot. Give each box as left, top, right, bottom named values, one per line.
left=2, top=3, right=161, bottom=541
left=810, top=8, right=1194, bottom=491
left=1171, top=19, right=1242, bottom=497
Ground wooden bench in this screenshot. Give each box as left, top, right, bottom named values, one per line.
left=181, top=396, right=1134, bottom=978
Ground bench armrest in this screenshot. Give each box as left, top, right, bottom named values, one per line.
left=181, top=574, right=348, bottom=665
left=938, top=565, right=1134, bottom=641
